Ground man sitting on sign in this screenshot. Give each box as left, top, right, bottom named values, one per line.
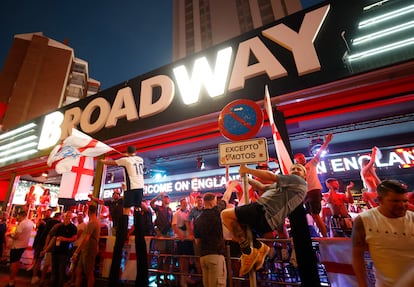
left=221, top=163, right=307, bottom=276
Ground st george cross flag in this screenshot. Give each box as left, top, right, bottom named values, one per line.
left=264, top=85, right=292, bottom=175
left=47, top=128, right=113, bottom=174
left=59, top=156, right=94, bottom=199
left=317, top=238, right=361, bottom=287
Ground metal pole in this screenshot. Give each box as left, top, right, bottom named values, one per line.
left=4, top=172, right=17, bottom=214
left=243, top=173, right=257, bottom=287
left=225, top=243, right=233, bottom=287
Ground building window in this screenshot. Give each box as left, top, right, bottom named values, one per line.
left=199, top=0, right=212, bottom=49
left=236, top=0, right=254, bottom=33
left=66, top=86, right=83, bottom=100
left=73, top=62, right=86, bottom=74
left=258, top=0, right=275, bottom=25
left=185, top=0, right=195, bottom=54
left=70, top=72, right=86, bottom=86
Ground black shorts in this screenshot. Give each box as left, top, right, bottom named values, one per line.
left=304, top=189, right=322, bottom=214
left=176, top=240, right=194, bottom=255
left=234, top=202, right=272, bottom=234
left=226, top=240, right=241, bottom=257
left=124, top=188, right=143, bottom=208
left=10, top=248, right=26, bottom=263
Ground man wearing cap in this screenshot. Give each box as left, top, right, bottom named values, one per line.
left=221, top=163, right=307, bottom=276
left=101, top=145, right=147, bottom=286
left=352, top=180, right=414, bottom=287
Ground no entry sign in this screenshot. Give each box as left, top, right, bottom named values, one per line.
left=218, top=99, right=264, bottom=141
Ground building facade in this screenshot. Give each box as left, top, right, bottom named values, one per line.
left=0, top=32, right=100, bottom=131
left=173, top=0, right=304, bottom=60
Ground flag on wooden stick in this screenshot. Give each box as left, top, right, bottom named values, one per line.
left=264, top=85, right=293, bottom=175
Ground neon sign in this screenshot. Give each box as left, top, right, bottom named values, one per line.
left=143, top=174, right=240, bottom=196
left=317, top=147, right=414, bottom=173
left=141, top=146, right=414, bottom=195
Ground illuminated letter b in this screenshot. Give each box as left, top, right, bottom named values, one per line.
left=37, top=111, right=64, bottom=150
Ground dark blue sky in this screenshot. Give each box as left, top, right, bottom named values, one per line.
left=0, top=0, right=173, bottom=89
left=0, top=0, right=320, bottom=90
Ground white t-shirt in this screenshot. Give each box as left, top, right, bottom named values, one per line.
left=12, top=218, right=33, bottom=249
left=305, top=157, right=322, bottom=191
left=172, top=209, right=189, bottom=237
left=360, top=208, right=414, bottom=287
left=116, top=155, right=144, bottom=189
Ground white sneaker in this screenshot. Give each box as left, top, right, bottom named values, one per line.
left=31, top=276, right=40, bottom=284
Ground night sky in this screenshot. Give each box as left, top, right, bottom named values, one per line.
left=0, top=0, right=320, bottom=90
left=0, top=0, right=173, bottom=89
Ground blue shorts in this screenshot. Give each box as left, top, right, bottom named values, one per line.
left=124, top=188, right=143, bottom=208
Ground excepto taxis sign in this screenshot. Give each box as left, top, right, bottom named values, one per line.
left=218, top=138, right=268, bottom=166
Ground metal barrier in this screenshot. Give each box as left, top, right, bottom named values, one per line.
left=146, top=236, right=331, bottom=287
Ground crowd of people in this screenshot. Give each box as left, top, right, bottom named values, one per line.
left=1, top=207, right=96, bottom=287
left=1, top=140, right=413, bottom=287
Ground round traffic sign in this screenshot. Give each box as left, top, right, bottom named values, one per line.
left=218, top=99, right=264, bottom=141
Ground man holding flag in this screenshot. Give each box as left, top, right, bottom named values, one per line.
left=100, top=145, right=148, bottom=286
left=47, top=128, right=113, bottom=200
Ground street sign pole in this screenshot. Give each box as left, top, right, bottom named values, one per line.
left=242, top=172, right=257, bottom=287
left=218, top=99, right=266, bottom=287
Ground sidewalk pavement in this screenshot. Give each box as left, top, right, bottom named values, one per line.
left=0, top=264, right=114, bottom=287
left=0, top=263, right=159, bottom=287
left=0, top=265, right=31, bottom=287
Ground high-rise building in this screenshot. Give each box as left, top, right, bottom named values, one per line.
left=0, top=32, right=100, bottom=130
left=172, top=0, right=303, bottom=60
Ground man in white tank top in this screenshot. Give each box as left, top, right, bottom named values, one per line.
left=352, top=180, right=414, bottom=287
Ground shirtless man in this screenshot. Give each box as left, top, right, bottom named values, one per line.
left=360, top=147, right=381, bottom=208
left=325, top=178, right=354, bottom=237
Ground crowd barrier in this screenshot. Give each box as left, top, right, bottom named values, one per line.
left=3, top=234, right=374, bottom=287
left=96, top=236, right=335, bottom=286
left=96, top=236, right=376, bottom=286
